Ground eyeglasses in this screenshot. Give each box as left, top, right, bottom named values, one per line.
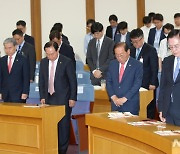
left=168, top=44, right=180, bottom=50
left=131, top=37, right=143, bottom=44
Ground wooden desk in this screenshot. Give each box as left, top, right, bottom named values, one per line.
left=0, top=103, right=65, bottom=154
left=92, top=89, right=153, bottom=118
left=86, top=112, right=180, bottom=154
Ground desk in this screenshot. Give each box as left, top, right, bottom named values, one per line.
left=86, top=112, right=180, bottom=154
left=0, top=103, right=65, bottom=154
left=92, top=89, right=153, bottom=118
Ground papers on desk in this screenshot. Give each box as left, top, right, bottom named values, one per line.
left=94, top=85, right=102, bottom=90
left=139, top=87, right=148, bottom=91
left=128, top=120, right=164, bottom=126
left=108, top=112, right=135, bottom=119
left=154, top=130, right=180, bottom=136
left=24, top=104, right=49, bottom=108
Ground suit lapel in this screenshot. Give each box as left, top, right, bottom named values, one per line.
left=54, top=55, right=62, bottom=82
left=121, top=58, right=132, bottom=82
left=99, top=37, right=106, bottom=58
left=10, top=54, right=19, bottom=74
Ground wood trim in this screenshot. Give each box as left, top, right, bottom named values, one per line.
left=86, top=0, right=95, bottom=33
left=137, top=0, right=145, bottom=28
left=31, top=0, right=42, bottom=61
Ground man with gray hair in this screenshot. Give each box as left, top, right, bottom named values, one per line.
left=0, top=38, right=30, bottom=102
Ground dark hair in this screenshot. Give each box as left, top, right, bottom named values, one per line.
left=142, top=16, right=151, bottom=24
left=113, top=42, right=129, bottom=54
left=16, top=20, right=26, bottom=27
left=167, top=29, right=180, bottom=40
left=109, top=14, right=118, bottom=22
left=174, top=13, right=180, bottom=18
left=12, top=29, right=24, bottom=36
left=51, top=23, right=63, bottom=33
left=49, top=30, right=61, bottom=40
left=117, top=21, right=128, bottom=31
left=91, top=22, right=103, bottom=34
left=86, top=19, right=95, bottom=26
left=153, top=13, right=164, bottom=21
left=148, top=12, right=155, bottom=19
left=163, top=23, right=174, bottom=31
left=130, top=28, right=144, bottom=39
left=44, top=41, right=59, bottom=52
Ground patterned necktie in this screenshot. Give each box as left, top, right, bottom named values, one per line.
left=119, top=63, right=124, bottom=82
left=49, top=61, right=55, bottom=95
left=8, top=56, right=12, bottom=73
left=136, top=48, right=141, bottom=60
left=173, top=57, right=180, bottom=82
left=18, top=45, right=21, bottom=54
left=96, top=39, right=100, bottom=69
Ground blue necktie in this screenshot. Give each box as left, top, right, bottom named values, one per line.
left=18, top=45, right=21, bottom=54
left=136, top=48, right=140, bottom=60
left=173, top=58, right=180, bottom=82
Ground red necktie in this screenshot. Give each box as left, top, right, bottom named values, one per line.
left=8, top=56, right=12, bottom=73
left=49, top=61, right=55, bottom=95
left=119, top=63, right=124, bottom=82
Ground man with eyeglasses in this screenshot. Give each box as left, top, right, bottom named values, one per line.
left=158, top=30, right=180, bottom=126
left=130, top=28, right=159, bottom=119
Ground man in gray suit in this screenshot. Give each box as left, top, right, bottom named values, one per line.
left=12, top=29, right=36, bottom=82
left=86, top=22, right=114, bottom=85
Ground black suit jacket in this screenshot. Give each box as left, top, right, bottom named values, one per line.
left=24, top=34, right=35, bottom=47
left=105, top=26, right=118, bottom=40
left=39, top=54, right=77, bottom=107
left=62, top=34, right=70, bottom=45
left=158, top=55, right=180, bottom=117
left=130, top=43, right=159, bottom=89
left=21, top=42, right=36, bottom=81
left=59, top=43, right=76, bottom=69
left=0, top=54, right=30, bottom=102
left=148, top=27, right=166, bottom=46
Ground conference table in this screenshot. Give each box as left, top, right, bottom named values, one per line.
left=86, top=112, right=180, bottom=154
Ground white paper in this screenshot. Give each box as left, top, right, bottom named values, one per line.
left=77, top=73, right=83, bottom=78
left=78, top=86, right=84, bottom=94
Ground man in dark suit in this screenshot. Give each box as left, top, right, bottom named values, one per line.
left=106, top=14, right=118, bottom=40
left=16, top=20, right=35, bottom=47
left=86, top=22, right=115, bottom=85
left=130, top=28, right=159, bottom=119
left=12, top=29, right=36, bottom=82
left=49, top=30, right=76, bottom=69
left=39, top=41, right=77, bottom=154
left=106, top=42, right=143, bottom=115
left=158, top=30, right=180, bottom=126
left=148, top=13, right=166, bottom=51
left=0, top=38, right=30, bottom=103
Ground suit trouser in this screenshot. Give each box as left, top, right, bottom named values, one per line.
left=166, top=102, right=180, bottom=126
left=147, top=90, right=156, bottom=119
left=47, top=93, right=71, bottom=154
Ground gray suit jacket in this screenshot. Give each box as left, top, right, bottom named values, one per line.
left=86, top=36, right=114, bottom=85
left=21, top=42, right=36, bottom=81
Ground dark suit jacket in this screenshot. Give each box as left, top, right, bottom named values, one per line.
left=86, top=36, right=115, bottom=85
left=130, top=43, right=159, bottom=89
left=21, top=42, right=36, bottom=81
left=24, top=34, right=35, bottom=47
left=105, top=26, right=118, bottom=40
left=39, top=54, right=77, bottom=107
left=114, top=32, right=132, bottom=47
left=148, top=27, right=166, bottom=46
left=62, top=34, right=70, bottom=45
left=158, top=55, right=180, bottom=117
left=59, top=43, right=76, bottom=69
left=0, top=54, right=30, bottom=102
left=106, top=57, right=143, bottom=115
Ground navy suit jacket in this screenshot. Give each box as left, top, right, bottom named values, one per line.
left=21, top=42, right=36, bottom=81
left=24, top=34, right=35, bottom=47
left=106, top=57, right=143, bottom=115
left=0, top=53, right=30, bottom=102
left=39, top=54, right=77, bottom=107
left=59, top=42, right=76, bottom=69
left=148, top=27, right=166, bottom=46
left=114, top=32, right=132, bottom=47
left=130, top=43, right=159, bottom=89
left=158, top=55, right=180, bottom=117
left=105, top=26, right=118, bottom=40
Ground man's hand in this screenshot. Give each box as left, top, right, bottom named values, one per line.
left=40, top=99, right=46, bottom=104
left=0, top=93, right=2, bottom=100
left=149, top=85, right=156, bottom=90
left=69, top=100, right=75, bottom=107
left=21, top=94, right=28, bottom=100
left=93, top=70, right=102, bottom=78
left=159, top=112, right=166, bottom=122
left=116, top=97, right=128, bottom=106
